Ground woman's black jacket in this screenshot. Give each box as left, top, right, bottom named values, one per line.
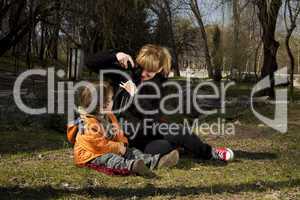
left=85, top=52, right=168, bottom=128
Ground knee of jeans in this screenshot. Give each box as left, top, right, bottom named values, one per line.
left=144, top=140, right=174, bottom=155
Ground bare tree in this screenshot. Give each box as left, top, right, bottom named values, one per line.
left=232, top=0, right=241, bottom=77
left=150, top=0, right=180, bottom=76
left=211, top=25, right=223, bottom=82
left=254, top=0, right=282, bottom=98
left=0, top=0, right=55, bottom=57
left=189, top=0, right=213, bottom=78
left=284, top=0, right=300, bottom=101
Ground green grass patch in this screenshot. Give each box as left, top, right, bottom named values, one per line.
left=0, top=104, right=299, bottom=199
left=0, top=78, right=300, bottom=199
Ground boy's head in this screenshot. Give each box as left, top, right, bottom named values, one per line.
left=136, top=44, right=172, bottom=81
left=79, top=81, right=113, bottom=114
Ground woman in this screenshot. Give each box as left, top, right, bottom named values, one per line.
left=85, top=44, right=234, bottom=162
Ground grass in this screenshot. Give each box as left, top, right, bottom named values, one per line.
left=0, top=81, right=300, bottom=199
left=0, top=103, right=300, bottom=199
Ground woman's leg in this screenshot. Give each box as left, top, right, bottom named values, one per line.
left=158, top=124, right=213, bottom=160
left=144, top=139, right=175, bottom=156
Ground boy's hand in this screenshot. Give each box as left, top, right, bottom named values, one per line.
left=119, top=143, right=127, bottom=155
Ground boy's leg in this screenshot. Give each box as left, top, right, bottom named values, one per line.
left=124, top=148, right=160, bottom=170
left=90, top=153, right=134, bottom=171
left=91, top=153, right=155, bottom=177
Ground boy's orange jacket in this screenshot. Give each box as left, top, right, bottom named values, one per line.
left=67, top=113, right=128, bottom=166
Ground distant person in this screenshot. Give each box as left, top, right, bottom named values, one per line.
left=85, top=44, right=234, bottom=163
left=67, top=81, right=179, bottom=177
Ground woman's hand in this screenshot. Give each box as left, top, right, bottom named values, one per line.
left=116, top=52, right=135, bottom=69
left=119, top=80, right=137, bottom=96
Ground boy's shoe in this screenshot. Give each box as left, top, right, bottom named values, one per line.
left=131, top=159, right=156, bottom=178
left=157, top=149, right=179, bottom=168
left=212, top=147, right=234, bottom=162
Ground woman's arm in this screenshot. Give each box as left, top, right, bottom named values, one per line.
left=85, top=51, right=135, bottom=73
left=85, top=51, right=120, bottom=73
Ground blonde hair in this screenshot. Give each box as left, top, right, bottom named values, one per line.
left=136, top=44, right=172, bottom=77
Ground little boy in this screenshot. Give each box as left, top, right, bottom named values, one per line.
left=67, top=81, right=179, bottom=177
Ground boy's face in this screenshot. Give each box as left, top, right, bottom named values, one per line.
left=100, top=92, right=113, bottom=112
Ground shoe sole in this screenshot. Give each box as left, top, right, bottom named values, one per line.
left=132, top=160, right=156, bottom=178
left=226, top=148, right=234, bottom=161
left=157, top=149, right=179, bottom=169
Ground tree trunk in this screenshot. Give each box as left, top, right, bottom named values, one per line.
left=169, top=24, right=180, bottom=76
left=190, top=0, right=213, bottom=79
left=255, top=0, right=282, bottom=99
left=39, top=22, right=45, bottom=60
left=0, top=21, right=32, bottom=56
left=253, top=41, right=262, bottom=81
left=161, top=0, right=180, bottom=76
left=0, top=0, right=27, bottom=56
left=26, top=30, right=32, bottom=69
left=261, top=36, right=280, bottom=98
left=284, top=0, right=300, bottom=102
left=232, top=0, right=241, bottom=78
left=152, top=0, right=180, bottom=77
left=166, top=2, right=180, bottom=76
left=51, top=0, right=60, bottom=60
left=285, top=32, right=294, bottom=101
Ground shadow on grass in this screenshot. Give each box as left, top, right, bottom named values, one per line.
left=234, top=150, right=278, bottom=160
left=176, top=159, right=228, bottom=169
left=176, top=150, right=277, bottom=170
left=0, top=130, right=68, bottom=154
left=1, top=179, right=298, bottom=199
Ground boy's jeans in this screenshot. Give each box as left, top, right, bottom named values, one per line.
left=90, top=148, right=160, bottom=171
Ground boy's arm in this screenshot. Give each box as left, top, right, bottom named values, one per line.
left=114, top=131, right=128, bottom=145
left=107, top=113, right=128, bottom=145
left=105, top=140, right=126, bottom=155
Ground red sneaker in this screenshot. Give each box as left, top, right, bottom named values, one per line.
left=212, top=147, right=234, bottom=161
